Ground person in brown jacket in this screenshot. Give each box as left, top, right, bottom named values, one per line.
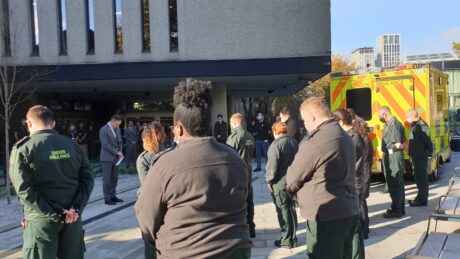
left=135, top=78, right=252, bottom=259
left=286, top=97, right=360, bottom=259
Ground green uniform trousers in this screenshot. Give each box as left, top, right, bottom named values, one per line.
left=353, top=196, right=365, bottom=259
left=383, top=152, right=406, bottom=214
left=224, top=247, right=251, bottom=259
left=271, top=179, right=297, bottom=247
left=247, top=170, right=255, bottom=234
left=306, top=214, right=360, bottom=259
left=23, top=219, right=85, bottom=259
left=412, top=157, right=429, bottom=204
left=360, top=197, right=369, bottom=238
left=142, top=233, right=157, bottom=259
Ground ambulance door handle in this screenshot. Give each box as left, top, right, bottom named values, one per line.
left=410, top=85, right=414, bottom=90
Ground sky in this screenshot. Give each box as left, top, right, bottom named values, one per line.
left=331, top=0, right=460, bottom=58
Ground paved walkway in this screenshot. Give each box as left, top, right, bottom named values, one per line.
left=2, top=154, right=460, bottom=258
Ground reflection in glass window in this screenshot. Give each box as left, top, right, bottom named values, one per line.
left=169, top=0, right=178, bottom=52
left=2, top=0, right=10, bottom=56
left=86, top=0, right=95, bottom=54
left=29, top=0, right=39, bottom=55
left=58, top=0, right=67, bottom=55
left=113, top=0, right=122, bottom=53
left=141, top=0, right=150, bottom=52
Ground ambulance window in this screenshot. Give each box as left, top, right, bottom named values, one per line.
left=346, top=88, right=372, bottom=120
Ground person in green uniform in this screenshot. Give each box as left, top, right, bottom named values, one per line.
left=406, top=109, right=433, bottom=206
left=226, top=113, right=256, bottom=238
left=378, top=106, right=406, bottom=218
left=136, top=121, right=169, bottom=259
left=265, top=121, right=299, bottom=249
left=10, top=105, right=94, bottom=259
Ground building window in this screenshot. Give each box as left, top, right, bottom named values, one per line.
left=57, top=0, right=67, bottom=55
left=168, top=0, right=178, bottom=52
left=29, top=0, right=39, bottom=56
left=85, top=0, right=95, bottom=54
left=113, top=0, right=122, bottom=53
left=2, top=0, right=10, bottom=56
left=141, top=0, right=150, bottom=52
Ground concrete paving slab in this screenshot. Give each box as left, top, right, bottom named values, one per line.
left=3, top=154, right=460, bottom=259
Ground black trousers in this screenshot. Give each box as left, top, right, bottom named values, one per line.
left=101, top=161, right=119, bottom=200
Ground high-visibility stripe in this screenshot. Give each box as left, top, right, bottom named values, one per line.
left=340, top=97, right=346, bottom=109
left=413, top=73, right=427, bottom=98
left=332, top=79, right=348, bottom=102
left=378, top=86, right=407, bottom=121
left=394, top=81, right=416, bottom=108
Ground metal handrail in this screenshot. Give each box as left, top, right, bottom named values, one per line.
left=436, top=194, right=460, bottom=213
left=428, top=213, right=460, bottom=233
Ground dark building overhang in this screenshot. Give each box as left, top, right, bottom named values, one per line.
left=28, top=56, right=330, bottom=101
left=431, top=60, right=460, bottom=70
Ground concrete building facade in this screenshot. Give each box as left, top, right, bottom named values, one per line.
left=0, top=0, right=331, bottom=103
left=0, top=0, right=331, bottom=165
left=350, top=47, right=375, bottom=69
left=376, top=34, right=400, bottom=68
left=0, top=0, right=331, bottom=174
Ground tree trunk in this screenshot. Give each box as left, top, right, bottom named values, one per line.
left=4, top=109, right=11, bottom=204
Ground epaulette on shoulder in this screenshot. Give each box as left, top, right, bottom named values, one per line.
left=13, top=136, right=30, bottom=148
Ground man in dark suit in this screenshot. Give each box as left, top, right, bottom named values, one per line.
left=124, top=120, right=139, bottom=168
left=213, top=114, right=229, bottom=143
left=99, top=114, right=124, bottom=205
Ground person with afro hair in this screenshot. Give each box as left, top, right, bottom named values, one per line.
left=135, top=78, right=252, bottom=259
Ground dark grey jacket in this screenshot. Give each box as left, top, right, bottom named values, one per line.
left=346, top=128, right=365, bottom=195
left=408, top=119, right=433, bottom=158
left=99, top=123, right=123, bottom=162
left=286, top=119, right=359, bottom=222
left=124, top=127, right=139, bottom=148
left=135, top=137, right=251, bottom=258
left=285, top=118, right=300, bottom=142
left=265, top=135, right=299, bottom=184
left=363, top=135, right=374, bottom=198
